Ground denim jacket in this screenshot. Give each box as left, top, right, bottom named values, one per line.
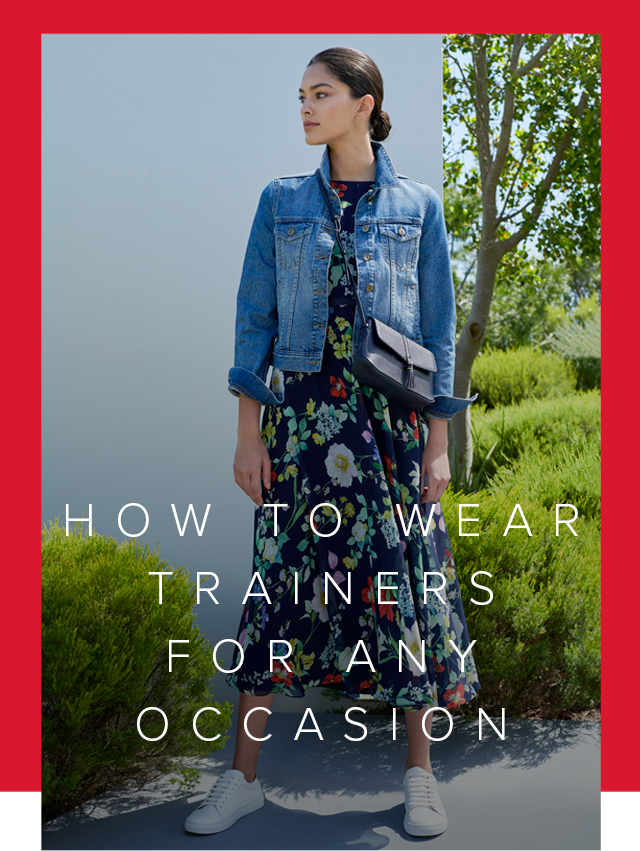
left=228, top=141, right=477, bottom=420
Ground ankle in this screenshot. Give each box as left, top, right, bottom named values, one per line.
left=405, top=761, right=433, bottom=775
left=232, top=764, right=256, bottom=783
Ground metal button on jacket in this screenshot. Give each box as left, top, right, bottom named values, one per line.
left=362, top=224, right=370, bottom=232
left=398, top=226, right=406, bottom=236
left=288, top=225, right=295, bottom=235
left=364, top=253, right=371, bottom=261
left=366, top=284, right=374, bottom=292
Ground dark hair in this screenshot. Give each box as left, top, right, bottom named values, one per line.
left=307, top=47, right=392, bottom=142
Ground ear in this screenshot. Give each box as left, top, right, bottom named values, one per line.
left=355, top=94, right=375, bottom=122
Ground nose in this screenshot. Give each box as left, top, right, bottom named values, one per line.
left=300, top=100, right=313, bottom=117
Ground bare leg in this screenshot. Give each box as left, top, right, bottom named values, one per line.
left=404, top=707, right=434, bottom=774
left=231, top=692, right=275, bottom=782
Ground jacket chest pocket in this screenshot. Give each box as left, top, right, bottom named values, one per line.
left=379, top=223, right=421, bottom=272
left=274, top=222, right=314, bottom=270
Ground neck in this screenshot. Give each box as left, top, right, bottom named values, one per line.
left=328, top=136, right=376, bottom=182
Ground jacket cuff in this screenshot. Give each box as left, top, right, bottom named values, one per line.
left=228, top=366, right=284, bottom=407
left=420, top=393, right=478, bottom=422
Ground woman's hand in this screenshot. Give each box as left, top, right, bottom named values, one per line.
left=421, top=417, right=451, bottom=504
left=234, top=394, right=272, bottom=506
left=233, top=434, right=272, bottom=506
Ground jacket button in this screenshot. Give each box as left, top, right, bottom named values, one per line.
left=398, top=226, right=406, bottom=236
left=366, top=284, right=374, bottom=292
left=313, top=324, right=323, bottom=328
left=362, top=225, right=369, bottom=232
left=288, top=225, right=295, bottom=235
left=364, top=253, right=371, bottom=261
left=367, top=194, right=373, bottom=202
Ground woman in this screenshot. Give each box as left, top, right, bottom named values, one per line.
left=185, top=46, right=480, bottom=839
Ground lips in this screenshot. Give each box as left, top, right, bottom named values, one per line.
left=303, top=122, right=319, bottom=130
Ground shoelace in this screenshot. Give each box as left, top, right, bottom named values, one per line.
left=407, top=774, right=438, bottom=811
left=200, top=773, right=243, bottom=810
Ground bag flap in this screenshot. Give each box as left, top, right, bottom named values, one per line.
left=370, top=317, right=437, bottom=372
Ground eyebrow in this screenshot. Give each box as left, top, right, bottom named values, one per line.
left=298, top=82, right=334, bottom=93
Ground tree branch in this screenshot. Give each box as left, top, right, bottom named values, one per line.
left=448, top=52, right=477, bottom=108
left=498, top=88, right=590, bottom=254
left=496, top=108, right=544, bottom=223
left=515, top=34, right=561, bottom=77
left=452, top=111, right=478, bottom=147
left=472, top=35, right=494, bottom=186
left=455, top=253, right=478, bottom=297
left=499, top=196, right=536, bottom=223
left=486, top=35, right=525, bottom=196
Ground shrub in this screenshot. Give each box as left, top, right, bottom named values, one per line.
left=441, top=441, right=600, bottom=717
left=549, top=312, right=601, bottom=391
left=488, top=437, right=601, bottom=524
left=470, top=390, right=600, bottom=486
left=471, top=345, right=577, bottom=409
left=42, top=519, right=232, bottom=823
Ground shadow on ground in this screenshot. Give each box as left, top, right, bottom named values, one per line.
left=42, top=713, right=600, bottom=850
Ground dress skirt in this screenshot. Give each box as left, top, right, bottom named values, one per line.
left=226, top=297, right=481, bottom=711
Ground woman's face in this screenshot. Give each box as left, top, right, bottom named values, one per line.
left=298, top=62, right=373, bottom=147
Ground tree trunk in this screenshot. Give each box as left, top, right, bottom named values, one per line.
left=450, top=246, right=501, bottom=485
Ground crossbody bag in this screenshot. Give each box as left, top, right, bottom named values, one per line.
left=316, top=169, right=437, bottom=409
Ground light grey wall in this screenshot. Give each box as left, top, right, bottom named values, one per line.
left=42, top=33, right=443, bottom=712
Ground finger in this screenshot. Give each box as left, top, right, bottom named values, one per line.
left=425, top=479, right=443, bottom=503
left=238, top=467, right=260, bottom=506
left=234, top=468, right=247, bottom=496
left=420, top=472, right=429, bottom=503
left=238, top=470, right=251, bottom=502
left=435, top=478, right=450, bottom=502
left=250, top=471, right=263, bottom=506
left=262, top=454, right=272, bottom=493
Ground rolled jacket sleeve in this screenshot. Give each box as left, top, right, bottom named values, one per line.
left=227, top=180, right=284, bottom=407
left=417, top=186, right=477, bottom=421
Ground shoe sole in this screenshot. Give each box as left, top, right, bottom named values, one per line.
left=403, top=814, right=448, bottom=837
left=184, top=793, right=265, bottom=834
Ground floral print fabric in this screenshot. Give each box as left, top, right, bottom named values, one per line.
left=226, top=181, right=480, bottom=710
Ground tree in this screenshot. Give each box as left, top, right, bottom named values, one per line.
left=443, top=34, right=601, bottom=482
left=445, top=183, right=598, bottom=351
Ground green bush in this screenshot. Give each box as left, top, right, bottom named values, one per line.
left=488, top=437, right=600, bottom=524
left=42, top=519, right=232, bottom=823
left=549, top=312, right=601, bottom=391
left=471, top=345, right=577, bottom=409
left=470, top=390, right=600, bottom=486
left=442, top=440, right=600, bottom=717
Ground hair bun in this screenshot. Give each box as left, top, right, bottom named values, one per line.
left=371, top=109, right=391, bottom=142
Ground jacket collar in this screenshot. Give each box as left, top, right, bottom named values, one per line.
left=318, top=140, right=400, bottom=192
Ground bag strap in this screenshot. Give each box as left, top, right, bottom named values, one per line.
left=315, top=170, right=368, bottom=328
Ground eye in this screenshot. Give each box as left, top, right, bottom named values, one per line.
left=316, top=92, right=327, bottom=98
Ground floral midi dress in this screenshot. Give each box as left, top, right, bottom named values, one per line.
left=226, top=180, right=481, bottom=710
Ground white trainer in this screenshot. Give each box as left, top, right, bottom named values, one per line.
left=403, top=766, right=448, bottom=836
left=184, top=768, right=265, bottom=834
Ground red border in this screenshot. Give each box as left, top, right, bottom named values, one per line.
left=1, top=1, right=631, bottom=795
